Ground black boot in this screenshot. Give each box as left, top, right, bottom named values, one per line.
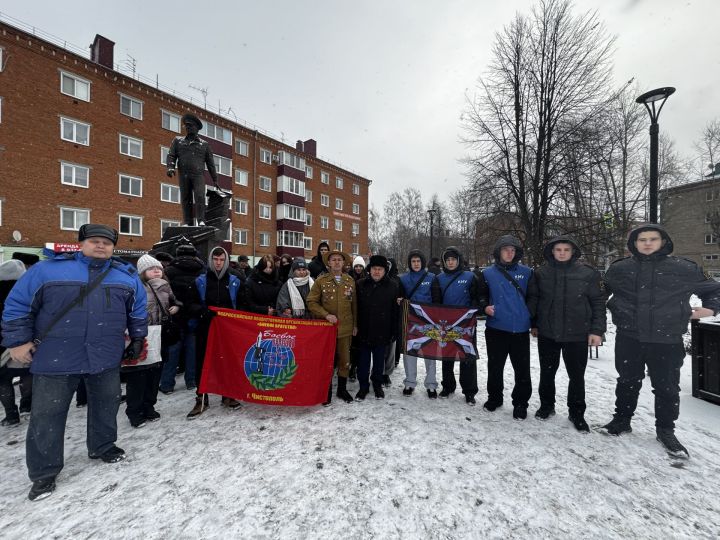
left=535, top=405, right=555, bottom=420
left=336, top=377, right=353, bottom=403
left=569, top=413, right=590, bottom=432
left=656, top=427, right=689, bottom=458
left=602, top=416, right=632, bottom=436
left=372, top=382, right=385, bottom=399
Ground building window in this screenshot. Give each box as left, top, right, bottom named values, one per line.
left=277, top=204, right=306, bottom=222
left=335, top=219, right=343, bottom=231
left=277, top=176, right=305, bottom=197
left=305, top=189, right=313, bottom=202
left=321, top=171, right=330, bottom=184
left=259, top=176, right=272, bottom=192
left=160, top=219, right=181, bottom=237
left=306, top=213, right=312, bottom=226
left=200, top=121, right=232, bottom=145
left=213, top=155, right=232, bottom=177
left=320, top=194, right=329, bottom=207
left=235, top=169, right=249, bottom=186
left=335, top=198, right=343, bottom=211
left=235, top=139, right=249, bottom=156
left=234, top=198, right=248, bottom=215
left=61, top=162, right=89, bottom=188
left=306, top=166, right=313, bottom=179
left=352, top=243, right=360, bottom=256
left=60, top=207, right=89, bottom=230
left=119, top=134, right=143, bottom=158
left=260, top=148, right=272, bottom=164
left=352, top=183, right=360, bottom=195
left=60, top=117, right=90, bottom=145
left=352, top=203, right=360, bottom=215
left=277, top=230, right=305, bottom=248
left=119, top=174, right=143, bottom=197
left=60, top=70, right=90, bottom=101
left=304, top=236, right=313, bottom=251
left=335, top=241, right=343, bottom=251
left=161, top=110, right=181, bottom=132
left=259, top=203, right=272, bottom=220
left=320, top=216, right=329, bottom=229
left=160, top=146, right=170, bottom=165
left=336, top=177, right=344, bottom=189
left=234, top=229, right=248, bottom=245
left=119, top=94, right=143, bottom=120
left=161, top=183, right=180, bottom=203
left=352, top=223, right=360, bottom=236
left=119, top=214, right=143, bottom=236
left=259, top=232, right=270, bottom=247
left=705, top=234, right=718, bottom=245
left=277, top=151, right=306, bottom=171
left=703, top=254, right=719, bottom=261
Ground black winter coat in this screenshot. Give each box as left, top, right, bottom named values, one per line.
left=245, top=265, right=282, bottom=315
left=356, top=275, right=399, bottom=347
left=165, top=256, right=205, bottom=323
left=605, top=224, right=720, bottom=344
left=526, top=236, right=606, bottom=342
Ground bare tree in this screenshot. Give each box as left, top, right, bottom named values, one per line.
left=693, top=118, right=720, bottom=177
left=462, top=0, right=615, bottom=264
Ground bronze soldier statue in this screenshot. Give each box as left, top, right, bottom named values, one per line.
left=166, top=113, right=218, bottom=226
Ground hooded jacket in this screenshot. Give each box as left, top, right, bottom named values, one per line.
left=399, top=250, right=435, bottom=303
left=526, top=236, right=606, bottom=342
left=308, top=242, right=330, bottom=279
left=245, top=258, right=282, bottom=314
left=605, top=223, right=720, bottom=343
left=431, top=247, right=480, bottom=307
left=1, top=250, right=147, bottom=375
left=165, top=253, right=206, bottom=325
left=478, top=236, right=532, bottom=333
left=195, top=247, right=244, bottom=310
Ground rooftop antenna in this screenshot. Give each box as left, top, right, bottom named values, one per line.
left=124, top=53, right=136, bottom=78
left=188, top=84, right=209, bottom=109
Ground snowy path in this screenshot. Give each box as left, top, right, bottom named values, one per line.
left=1, top=322, right=719, bottom=539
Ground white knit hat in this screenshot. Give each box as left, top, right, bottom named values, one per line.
left=137, top=254, right=163, bottom=276
left=353, top=256, right=366, bottom=268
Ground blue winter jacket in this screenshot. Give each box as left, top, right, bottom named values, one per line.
left=1, top=250, right=147, bottom=375
left=399, top=270, right=435, bottom=303
left=479, top=263, right=532, bottom=333
left=432, top=270, right=479, bottom=307
left=195, top=272, right=243, bottom=309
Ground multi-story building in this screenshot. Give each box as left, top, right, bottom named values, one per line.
left=660, top=164, right=720, bottom=278
left=0, top=20, right=371, bottom=262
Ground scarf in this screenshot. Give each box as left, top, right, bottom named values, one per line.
left=287, top=275, right=313, bottom=317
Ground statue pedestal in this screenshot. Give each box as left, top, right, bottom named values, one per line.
left=152, top=225, right=220, bottom=262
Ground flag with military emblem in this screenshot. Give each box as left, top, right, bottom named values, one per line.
left=402, top=301, right=479, bottom=361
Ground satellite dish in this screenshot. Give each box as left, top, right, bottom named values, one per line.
left=12, top=230, right=22, bottom=242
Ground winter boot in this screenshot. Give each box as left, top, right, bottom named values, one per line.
left=439, top=388, right=454, bottom=399
left=28, top=477, right=56, bottom=502
left=187, top=394, right=209, bottom=419
left=513, top=406, right=527, bottom=420
left=336, top=377, right=354, bottom=403
left=382, top=374, right=392, bottom=388
left=2, top=406, right=20, bottom=427
left=465, top=395, right=476, bottom=406
left=535, top=405, right=556, bottom=420
left=569, top=414, right=590, bottom=432
left=602, top=416, right=632, bottom=436
left=90, top=445, right=125, bottom=463
left=355, top=388, right=369, bottom=401
left=656, top=427, right=689, bottom=458
left=427, top=389, right=438, bottom=399
left=348, top=365, right=357, bottom=382
left=402, top=387, right=414, bottom=396
left=221, top=397, right=242, bottom=410
left=483, top=400, right=502, bottom=412
left=373, top=382, right=385, bottom=400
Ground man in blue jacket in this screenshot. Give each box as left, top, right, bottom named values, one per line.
left=478, top=236, right=533, bottom=419
left=399, top=250, right=438, bottom=398
left=431, top=247, right=480, bottom=405
left=2, top=224, right=147, bottom=501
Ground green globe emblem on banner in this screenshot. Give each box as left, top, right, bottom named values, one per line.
left=244, top=332, right=298, bottom=391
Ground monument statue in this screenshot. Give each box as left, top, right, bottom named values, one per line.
left=165, top=113, right=218, bottom=226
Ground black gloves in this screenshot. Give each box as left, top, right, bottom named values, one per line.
left=125, top=338, right=145, bottom=360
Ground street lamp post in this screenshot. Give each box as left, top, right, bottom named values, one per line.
left=427, top=207, right=438, bottom=260
left=636, top=87, right=675, bottom=223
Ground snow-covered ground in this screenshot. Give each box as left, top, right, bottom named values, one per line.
left=2, top=320, right=720, bottom=539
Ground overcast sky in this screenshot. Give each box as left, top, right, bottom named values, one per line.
left=5, top=0, right=719, bottom=209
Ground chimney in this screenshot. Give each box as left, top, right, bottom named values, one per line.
left=90, top=34, right=115, bottom=70
left=295, top=140, right=304, bottom=152
left=303, top=139, right=317, bottom=157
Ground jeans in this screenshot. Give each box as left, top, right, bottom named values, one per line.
left=613, top=334, right=684, bottom=429
left=358, top=345, right=387, bottom=391
left=26, top=367, right=121, bottom=482
left=124, top=364, right=162, bottom=424
left=159, top=330, right=196, bottom=391
left=402, top=355, right=438, bottom=390
left=537, top=336, right=588, bottom=415
left=0, top=366, right=32, bottom=418
left=485, top=326, right=531, bottom=406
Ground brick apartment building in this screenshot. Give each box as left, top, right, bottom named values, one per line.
left=0, top=20, right=371, bottom=262
left=660, top=164, right=720, bottom=279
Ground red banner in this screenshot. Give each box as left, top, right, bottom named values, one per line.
left=199, top=308, right=337, bottom=406
left=403, top=301, right=479, bottom=361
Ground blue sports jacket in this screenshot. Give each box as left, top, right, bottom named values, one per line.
left=399, top=270, right=435, bottom=303
left=195, top=272, right=243, bottom=309
left=480, top=263, right=532, bottom=333
left=1, top=250, right=147, bottom=375
left=433, top=270, right=478, bottom=307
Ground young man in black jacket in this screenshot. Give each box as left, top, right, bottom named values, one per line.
left=602, top=224, right=720, bottom=457
left=526, top=236, right=606, bottom=432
